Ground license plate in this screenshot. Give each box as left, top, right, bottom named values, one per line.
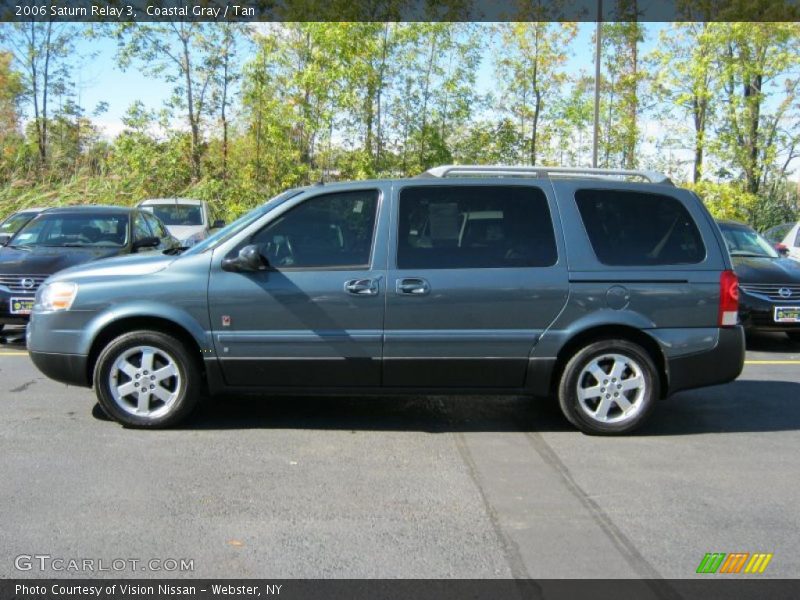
left=774, top=306, right=800, bottom=323
left=10, top=297, right=34, bottom=315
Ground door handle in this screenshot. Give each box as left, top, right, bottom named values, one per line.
left=396, top=278, right=430, bottom=295
left=344, top=278, right=379, bottom=296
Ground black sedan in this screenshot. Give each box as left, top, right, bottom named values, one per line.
left=718, top=219, right=800, bottom=343
left=0, top=206, right=179, bottom=330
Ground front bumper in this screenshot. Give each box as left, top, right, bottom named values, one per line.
left=739, top=292, right=800, bottom=332
left=29, top=350, right=90, bottom=387
left=667, top=326, right=745, bottom=395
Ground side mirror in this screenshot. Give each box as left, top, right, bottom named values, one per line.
left=222, top=244, right=269, bottom=273
left=0, top=233, right=11, bottom=247
left=132, top=236, right=160, bottom=252
left=212, top=219, right=225, bottom=229
left=776, top=243, right=790, bottom=257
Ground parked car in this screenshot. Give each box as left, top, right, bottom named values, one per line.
left=718, top=220, right=800, bottom=343
left=0, top=207, right=46, bottom=246
left=138, top=198, right=224, bottom=247
left=762, top=221, right=797, bottom=257
left=28, top=165, right=745, bottom=434
left=777, top=221, right=800, bottom=262
left=0, top=206, right=179, bottom=332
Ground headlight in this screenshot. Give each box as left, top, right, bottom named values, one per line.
left=37, top=282, right=78, bottom=312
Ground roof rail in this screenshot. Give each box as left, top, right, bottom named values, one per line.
left=418, top=165, right=673, bottom=186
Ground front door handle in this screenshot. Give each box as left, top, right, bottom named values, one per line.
left=345, top=278, right=379, bottom=296
left=396, top=278, right=430, bottom=295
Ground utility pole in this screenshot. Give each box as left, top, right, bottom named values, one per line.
left=592, top=0, right=603, bottom=168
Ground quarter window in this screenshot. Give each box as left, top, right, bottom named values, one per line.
left=397, top=185, right=557, bottom=269
left=575, top=189, right=705, bottom=266
left=251, top=190, right=379, bottom=269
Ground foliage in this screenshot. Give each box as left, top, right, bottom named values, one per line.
left=0, top=22, right=798, bottom=232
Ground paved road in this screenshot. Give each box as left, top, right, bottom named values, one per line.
left=1, top=327, right=798, bottom=581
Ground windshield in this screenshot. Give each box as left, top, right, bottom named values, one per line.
left=11, top=213, right=129, bottom=248
left=721, top=225, right=779, bottom=259
left=182, top=190, right=305, bottom=256
left=142, top=204, right=204, bottom=226
left=0, top=212, right=36, bottom=235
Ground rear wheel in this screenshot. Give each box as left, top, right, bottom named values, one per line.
left=93, top=330, right=201, bottom=428
left=558, top=339, right=659, bottom=435
left=787, top=331, right=800, bottom=344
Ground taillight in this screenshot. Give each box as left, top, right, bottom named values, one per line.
left=719, top=270, right=739, bottom=327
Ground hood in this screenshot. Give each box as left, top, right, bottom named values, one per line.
left=0, top=245, right=122, bottom=276
left=49, top=252, right=178, bottom=282
left=732, top=255, right=800, bottom=285
left=166, top=225, right=208, bottom=243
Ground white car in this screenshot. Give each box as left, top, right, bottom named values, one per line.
left=137, top=198, right=223, bottom=246
left=780, top=221, right=800, bottom=262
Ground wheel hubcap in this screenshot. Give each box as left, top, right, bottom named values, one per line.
left=109, top=346, right=182, bottom=418
left=576, top=353, right=646, bottom=424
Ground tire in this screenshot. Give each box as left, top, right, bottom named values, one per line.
left=786, top=332, right=800, bottom=344
left=558, top=339, right=659, bottom=435
left=93, top=330, right=201, bottom=428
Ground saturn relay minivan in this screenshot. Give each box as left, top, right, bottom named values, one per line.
left=27, top=165, right=745, bottom=434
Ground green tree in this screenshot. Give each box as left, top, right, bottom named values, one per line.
left=494, top=22, right=577, bottom=165
left=712, top=23, right=800, bottom=197
left=116, top=23, right=230, bottom=181
left=0, top=22, right=78, bottom=166
left=650, top=23, right=716, bottom=182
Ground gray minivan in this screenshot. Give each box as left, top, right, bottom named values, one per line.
left=27, top=166, right=745, bottom=434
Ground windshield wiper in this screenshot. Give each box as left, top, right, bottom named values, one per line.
left=730, top=251, right=772, bottom=258
left=163, top=246, right=188, bottom=255
left=61, top=243, right=90, bottom=247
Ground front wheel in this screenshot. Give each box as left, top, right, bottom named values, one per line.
left=93, top=330, right=201, bottom=428
left=558, top=339, right=659, bottom=435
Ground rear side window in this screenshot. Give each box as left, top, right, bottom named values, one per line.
left=575, top=189, right=705, bottom=266
left=397, top=185, right=557, bottom=269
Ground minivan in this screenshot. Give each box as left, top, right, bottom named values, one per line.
left=27, top=166, right=745, bottom=434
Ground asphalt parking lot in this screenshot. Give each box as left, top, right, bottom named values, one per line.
left=1, top=326, right=799, bottom=580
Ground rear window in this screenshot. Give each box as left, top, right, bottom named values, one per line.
left=397, top=185, right=557, bottom=269
left=575, top=189, right=705, bottom=266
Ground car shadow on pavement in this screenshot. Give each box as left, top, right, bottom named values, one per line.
left=637, top=379, right=800, bottom=436
left=90, top=378, right=800, bottom=436
left=746, top=330, right=800, bottom=354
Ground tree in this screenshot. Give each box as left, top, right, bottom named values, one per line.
left=712, top=22, right=800, bottom=201
left=494, top=22, right=577, bottom=165
left=598, top=19, right=645, bottom=169
left=650, top=23, right=716, bottom=182
left=0, top=22, right=78, bottom=165
left=116, top=23, right=229, bottom=181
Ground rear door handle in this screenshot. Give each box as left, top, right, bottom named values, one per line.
left=345, top=278, right=379, bottom=296
left=396, top=278, right=430, bottom=295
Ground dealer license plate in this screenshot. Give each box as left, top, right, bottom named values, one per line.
left=774, top=306, right=800, bottom=323
left=10, top=297, right=35, bottom=315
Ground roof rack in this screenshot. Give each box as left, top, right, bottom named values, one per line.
left=418, top=165, right=673, bottom=186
